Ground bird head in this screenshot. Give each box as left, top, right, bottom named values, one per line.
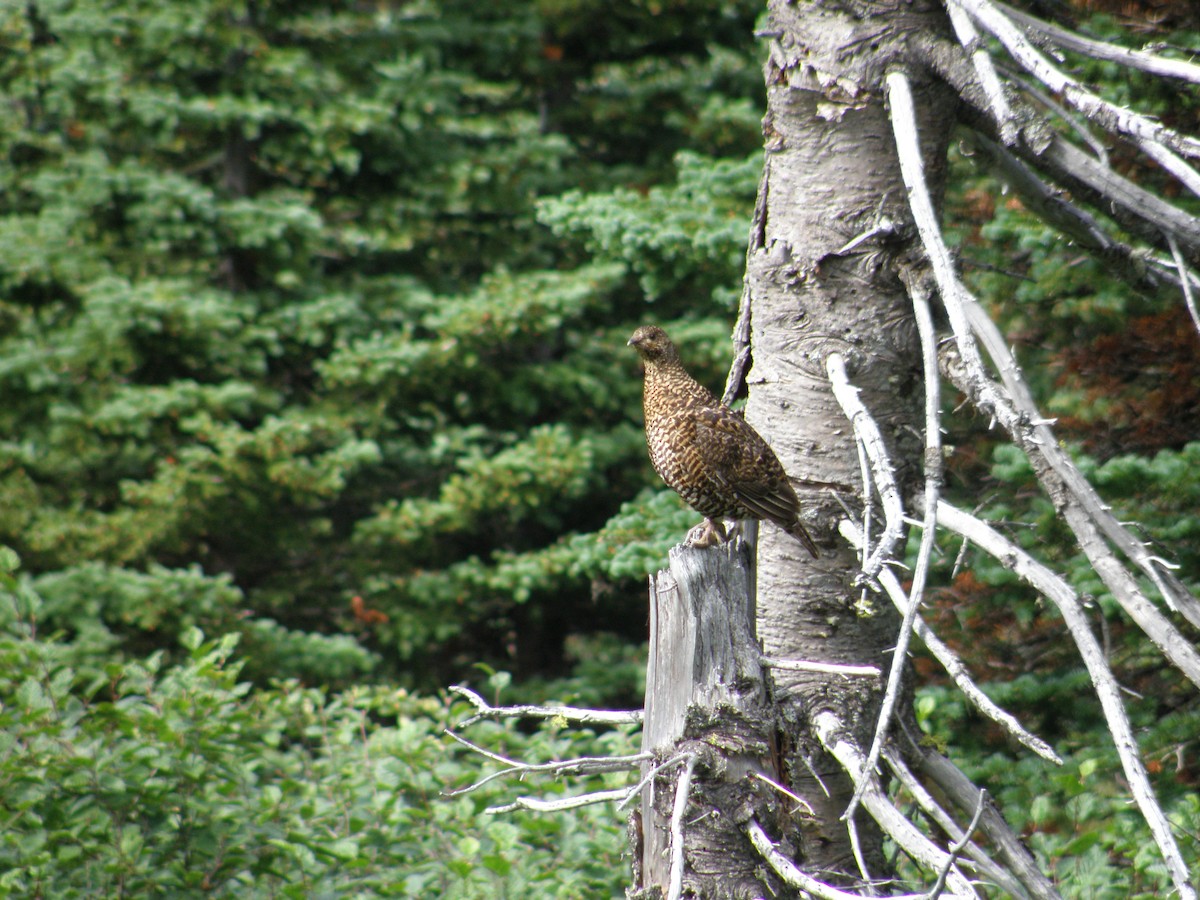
left=627, top=325, right=680, bottom=364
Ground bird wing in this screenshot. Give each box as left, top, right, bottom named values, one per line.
left=693, top=407, right=799, bottom=525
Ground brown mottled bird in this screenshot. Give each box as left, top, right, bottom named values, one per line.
left=628, top=325, right=819, bottom=557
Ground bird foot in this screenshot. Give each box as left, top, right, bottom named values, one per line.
left=686, top=518, right=728, bottom=549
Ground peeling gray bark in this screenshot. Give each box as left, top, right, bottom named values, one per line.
left=745, top=0, right=958, bottom=883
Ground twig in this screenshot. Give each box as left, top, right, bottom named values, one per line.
left=833, top=211, right=899, bottom=256
left=937, top=502, right=1197, bottom=900
left=449, top=684, right=641, bottom=728
left=617, top=752, right=692, bottom=811
left=848, top=816, right=877, bottom=895
left=444, top=728, right=528, bottom=768
left=751, top=771, right=814, bottom=817
left=443, top=729, right=647, bottom=797
left=886, top=72, right=990, bottom=383
left=826, top=352, right=906, bottom=582
left=1168, top=233, right=1200, bottom=338
left=667, top=754, right=698, bottom=900
left=855, top=418, right=876, bottom=592
left=950, top=532, right=971, bottom=580
left=926, top=790, right=987, bottom=900
left=486, top=788, right=629, bottom=815
left=760, top=655, right=881, bottom=677
left=882, top=560, right=1060, bottom=763
left=798, top=751, right=832, bottom=799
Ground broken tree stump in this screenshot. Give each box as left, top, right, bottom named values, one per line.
left=631, top=537, right=791, bottom=899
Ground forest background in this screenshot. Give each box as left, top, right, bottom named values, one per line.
left=1, top=0, right=1198, bottom=896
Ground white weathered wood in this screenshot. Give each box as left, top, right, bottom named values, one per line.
left=636, top=539, right=777, bottom=897
left=643, top=540, right=762, bottom=756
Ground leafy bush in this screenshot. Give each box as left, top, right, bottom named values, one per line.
left=0, top=574, right=636, bottom=899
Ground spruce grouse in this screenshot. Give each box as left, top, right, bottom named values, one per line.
left=628, top=325, right=819, bottom=557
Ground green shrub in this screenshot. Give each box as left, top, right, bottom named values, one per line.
left=0, top=581, right=636, bottom=899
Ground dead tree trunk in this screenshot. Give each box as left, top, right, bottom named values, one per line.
left=631, top=539, right=791, bottom=898
left=632, top=0, right=960, bottom=890
left=736, top=0, right=958, bottom=885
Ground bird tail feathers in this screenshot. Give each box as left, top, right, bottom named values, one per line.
left=788, top=521, right=820, bottom=559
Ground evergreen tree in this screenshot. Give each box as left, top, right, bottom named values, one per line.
left=0, top=0, right=764, bottom=685
left=0, top=0, right=1197, bottom=895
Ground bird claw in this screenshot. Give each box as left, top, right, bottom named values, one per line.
left=686, top=519, right=727, bottom=549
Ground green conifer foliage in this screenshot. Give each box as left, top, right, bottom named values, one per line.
left=0, top=0, right=764, bottom=684
left=1, top=0, right=1199, bottom=894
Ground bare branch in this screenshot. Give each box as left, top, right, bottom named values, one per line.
left=887, top=72, right=990, bottom=379
left=840, top=518, right=1062, bottom=764
left=907, top=734, right=1064, bottom=900
left=814, top=711, right=980, bottom=898
left=853, top=419, right=877, bottom=588
left=833, top=212, right=899, bottom=257
left=847, top=816, right=875, bottom=892
left=667, top=754, right=698, bottom=900
left=946, top=1, right=1017, bottom=144
left=999, top=63, right=1110, bottom=163
left=486, top=788, right=629, bottom=815
left=449, top=684, right=641, bottom=728
left=846, top=257, right=946, bottom=819
left=996, top=1, right=1200, bottom=85
left=937, top=502, right=1197, bottom=900
left=746, top=820, right=976, bottom=900
left=760, top=655, right=881, bottom=678
left=1038, top=135, right=1200, bottom=257
left=1139, top=138, right=1200, bottom=201
left=883, top=748, right=1032, bottom=899
left=953, top=0, right=1200, bottom=159
left=889, top=69, right=1200, bottom=662
left=926, top=790, right=987, bottom=900
left=929, top=32, right=1200, bottom=259
left=966, top=132, right=1184, bottom=296
left=618, top=752, right=692, bottom=811
left=751, top=770, right=815, bottom=817
left=960, top=300, right=1200, bottom=631
left=1168, top=233, right=1200, bottom=338
left=443, top=729, right=647, bottom=798
left=940, top=346, right=1200, bottom=682
left=826, top=352, right=907, bottom=580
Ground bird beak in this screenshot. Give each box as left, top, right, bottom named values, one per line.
left=627, top=336, right=639, bottom=347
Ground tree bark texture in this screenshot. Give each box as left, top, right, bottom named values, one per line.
left=746, top=0, right=957, bottom=882
left=634, top=541, right=789, bottom=898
